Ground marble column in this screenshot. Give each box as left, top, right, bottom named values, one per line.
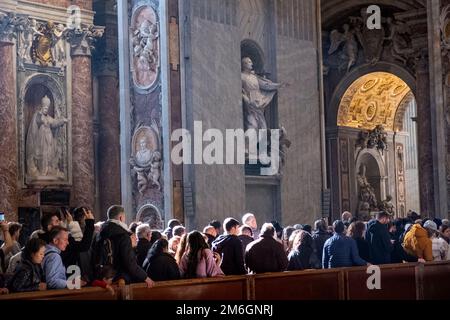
left=415, top=52, right=435, bottom=217
left=0, top=37, right=18, bottom=221
left=68, top=27, right=104, bottom=210
left=93, top=2, right=121, bottom=219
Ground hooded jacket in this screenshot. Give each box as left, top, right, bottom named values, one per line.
left=95, top=220, right=147, bottom=283
left=365, top=219, right=393, bottom=265
left=403, top=224, right=433, bottom=261
left=212, top=234, right=247, bottom=275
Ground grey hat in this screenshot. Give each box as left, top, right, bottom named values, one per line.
left=423, top=220, right=438, bottom=232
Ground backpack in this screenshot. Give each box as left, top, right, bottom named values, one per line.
left=92, top=237, right=115, bottom=279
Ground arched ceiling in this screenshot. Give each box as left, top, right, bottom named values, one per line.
left=321, top=0, right=426, bottom=29
left=337, top=72, right=413, bottom=131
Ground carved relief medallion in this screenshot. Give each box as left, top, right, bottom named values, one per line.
left=130, top=4, right=160, bottom=91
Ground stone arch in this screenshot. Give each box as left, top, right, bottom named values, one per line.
left=336, top=71, right=413, bottom=131
left=327, top=62, right=416, bottom=129
left=136, top=203, right=164, bottom=230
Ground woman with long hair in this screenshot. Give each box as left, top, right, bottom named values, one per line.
left=179, top=231, right=224, bottom=279
left=347, top=221, right=370, bottom=262
left=143, top=239, right=180, bottom=281
left=287, top=231, right=313, bottom=271
left=175, top=233, right=187, bottom=265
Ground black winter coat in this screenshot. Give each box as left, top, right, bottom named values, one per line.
left=287, top=247, right=313, bottom=271
left=144, top=253, right=180, bottom=281
left=365, top=220, right=393, bottom=265
left=312, top=230, right=331, bottom=266
left=212, top=235, right=247, bottom=275
left=136, top=238, right=152, bottom=267
left=95, top=221, right=147, bottom=283
left=245, top=236, right=288, bottom=274
left=354, top=237, right=370, bottom=262
left=8, top=258, right=44, bottom=293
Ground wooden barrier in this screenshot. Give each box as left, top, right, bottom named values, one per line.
left=0, top=286, right=119, bottom=300
left=1, top=262, right=449, bottom=300
left=421, top=261, right=450, bottom=300
left=253, top=269, right=345, bottom=300
left=128, top=276, right=249, bottom=300
left=344, top=263, right=418, bottom=300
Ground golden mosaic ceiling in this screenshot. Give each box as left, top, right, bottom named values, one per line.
left=337, top=72, right=412, bottom=131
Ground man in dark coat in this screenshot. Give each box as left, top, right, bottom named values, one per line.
left=212, top=218, right=247, bottom=275
left=238, top=225, right=254, bottom=254
left=311, top=219, right=331, bottom=268
left=365, top=211, right=394, bottom=265
left=93, top=205, right=154, bottom=287
left=245, top=223, right=288, bottom=274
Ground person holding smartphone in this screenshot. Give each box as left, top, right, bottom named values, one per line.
left=1, top=215, right=14, bottom=274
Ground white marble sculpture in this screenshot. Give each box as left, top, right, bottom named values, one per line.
left=241, top=57, right=283, bottom=159
left=26, top=95, right=68, bottom=179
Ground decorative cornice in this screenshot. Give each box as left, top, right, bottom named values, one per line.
left=0, top=10, right=19, bottom=44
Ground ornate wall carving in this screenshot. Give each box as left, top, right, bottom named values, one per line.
left=130, top=2, right=160, bottom=92
left=324, top=10, right=416, bottom=74
left=126, top=0, right=164, bottom=220
left=396, top=143, right=406, bottom=217
left=136, top=203, right=163, bottom=229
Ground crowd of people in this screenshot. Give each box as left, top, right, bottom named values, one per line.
left=0, top=206, right=449, bottom=295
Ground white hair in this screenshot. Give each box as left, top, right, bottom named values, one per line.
left=136, top=223, right=151, bottom=239
left=242, top=213, right=255, bottom=225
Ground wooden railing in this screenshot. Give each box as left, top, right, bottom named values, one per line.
left=1, top=261, right=449, bottom=300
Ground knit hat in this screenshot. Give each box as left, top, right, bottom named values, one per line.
left=423, top=220, right=438, bottom=232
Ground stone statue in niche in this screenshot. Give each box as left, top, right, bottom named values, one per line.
left=130, top=124, right=162, bottom=194
left=384, top=17, right=414, bottom=65
left=328, top=24, right=359, bottom=72
left=130, top=5, right=159, bottom=90
left=242, top=57, right=285, bottom=159
left=26, top=95, right=68, bottom=179
left=357, top=165, right=378, bottom=219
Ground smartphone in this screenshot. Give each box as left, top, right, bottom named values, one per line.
left=0, top=212, right=5, bottom=222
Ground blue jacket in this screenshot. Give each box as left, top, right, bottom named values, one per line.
left=43, top=245, right=67, bottom=289
left=322, top=233, right=367, bottom=268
